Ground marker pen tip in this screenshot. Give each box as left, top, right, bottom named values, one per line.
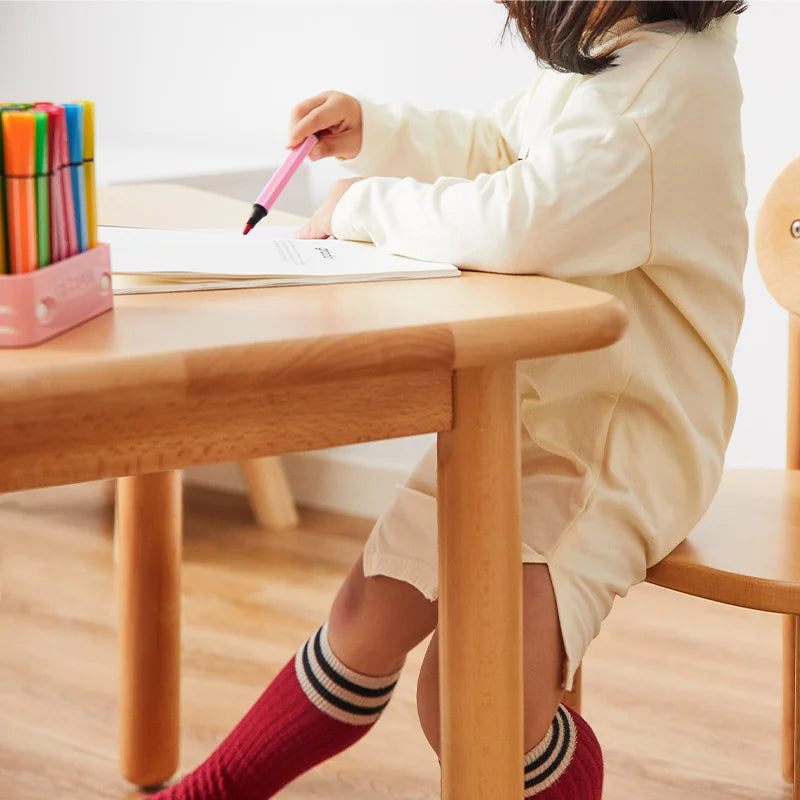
left=242, top=224, right=253, bottom=236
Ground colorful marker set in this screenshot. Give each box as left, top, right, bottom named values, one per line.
left=0, top=100, right=97, bottom=275
left=0, top=99, right=111, bottom=348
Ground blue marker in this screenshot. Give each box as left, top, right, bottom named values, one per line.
left=63, top=103, right=88, bottom=253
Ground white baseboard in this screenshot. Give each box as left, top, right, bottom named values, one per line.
left=185, top=449, right=416, bottom=520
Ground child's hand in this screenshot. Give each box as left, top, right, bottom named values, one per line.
left=288, top=91, right=363, bottom=162
left=296, top=178, right=365, bottom=239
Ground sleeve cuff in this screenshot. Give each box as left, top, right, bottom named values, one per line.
left=331, top=179, right=372, bottom=242
left=336, top=97, right=393, bottom=177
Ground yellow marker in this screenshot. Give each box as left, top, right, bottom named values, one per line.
left=77, top=100, right=97, bottom=248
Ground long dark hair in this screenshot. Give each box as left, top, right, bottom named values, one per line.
left=503, top=1, right=746, bottom=74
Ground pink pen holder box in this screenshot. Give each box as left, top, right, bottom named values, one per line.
left=0, top=244, right=113, bottom=347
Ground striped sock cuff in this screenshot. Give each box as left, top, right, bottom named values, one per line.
left=294, top=623, right=402, bottom=726
left=523, top=704, right=577, bottom=796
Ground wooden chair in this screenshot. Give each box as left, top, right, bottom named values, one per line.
left=562, top=155, right=800, bottom=797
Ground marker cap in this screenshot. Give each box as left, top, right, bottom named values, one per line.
left=33, top=111, right=48, bottom=175
left=32, top=103, right=64, bottom=172
left=0, top=105, right=31, bottom=166
left=75, top=100, right=94, bottom=160
left=2, top=111, right=36, bottom=175
left=62, top=103, right=84, bottom=165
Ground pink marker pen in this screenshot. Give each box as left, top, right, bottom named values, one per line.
left=242, top=134, right=318, bottom=235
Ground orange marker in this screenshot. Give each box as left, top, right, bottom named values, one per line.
left=2, top=111, right=37, bottom=273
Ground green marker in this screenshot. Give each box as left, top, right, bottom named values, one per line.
left=33, top=110, right=49, bottom=268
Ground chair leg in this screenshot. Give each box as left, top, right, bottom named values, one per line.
left=239, top=456, right=299, bottom=531
left=783, top=616, right=796, bottom=785
left=562, top=663, right=582, bottom=714
left=117, top=471, right=182, bottom=787
left=795, top=616, right=800, bottom=799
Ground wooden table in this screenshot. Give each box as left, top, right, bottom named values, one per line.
left=0, top=184, right=627, bottom=799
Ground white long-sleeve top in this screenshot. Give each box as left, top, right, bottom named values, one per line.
left=333, top=15, right=748, bottom=585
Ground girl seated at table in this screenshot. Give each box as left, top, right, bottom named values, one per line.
left=153, top=1, right=748, bottom=797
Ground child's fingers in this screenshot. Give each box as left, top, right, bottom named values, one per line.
left=288, top=99, right=340, bottom=148
left=287, top=94, right=327, bottom=148
left=308, top=140, right=327, bottom=161
left=295, top=224, right=329, bottom=240
left=288, top=92, right=330, bottom=130
left=309, top=137, right=337, bottom=161
left=309, top=131, right=359, bottom=162
left=291, top=106, right=333, bottom=145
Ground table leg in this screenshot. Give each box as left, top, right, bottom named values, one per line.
left=239, top=456, right=299, bottom=531
left=116, top=471, right=182, bottom=787
left=784, top=615, right=795, bottom=784
left=794, top=616, right=800, bottom=799
left=437, top=363, right=524, bottom=800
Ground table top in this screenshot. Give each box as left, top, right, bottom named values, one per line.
left=0, top=184, right=627, bottom=402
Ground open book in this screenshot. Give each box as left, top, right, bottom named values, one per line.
left=101, top=226, right=460, bottom=294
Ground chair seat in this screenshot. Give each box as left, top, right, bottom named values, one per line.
left=646, top=469, right=800, bottom=614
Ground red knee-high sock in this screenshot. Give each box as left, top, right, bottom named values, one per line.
left=151, top=624, right=400, bottom=800
left=523, top=704, right=603, bottom=798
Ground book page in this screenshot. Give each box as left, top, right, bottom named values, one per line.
left=100, top=226, right=460, bottom=281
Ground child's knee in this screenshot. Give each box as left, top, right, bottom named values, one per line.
left=329, top=556, right=371, bottom=632
left=329, top=555, right=438, bottom=676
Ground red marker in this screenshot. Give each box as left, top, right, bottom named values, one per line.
left=243, top=134, right=318, bottom=235
left=34, top=102, right=77, bottom=258
left=33, top=103, right=67, bottom=261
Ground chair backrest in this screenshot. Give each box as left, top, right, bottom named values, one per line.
left=756, top=156, right=800, bottom=469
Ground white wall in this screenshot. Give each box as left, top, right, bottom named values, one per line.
left=0, top=0, right=536, bottom=196
left=727, top=1, right=800, bottom=468
left=2, top=1, right=799, bottom=512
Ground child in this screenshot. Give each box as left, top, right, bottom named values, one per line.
left=153, top=1, right=748, bottom=797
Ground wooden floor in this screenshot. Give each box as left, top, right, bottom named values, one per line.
left=0, top=482, right=793, bottom=799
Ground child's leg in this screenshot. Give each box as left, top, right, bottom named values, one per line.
left=416, top=564, right=603, bottom=798
left=328, top=554, right=439, bottom=674
left=417, top=564, right=564, bottom=753
left=151, top=555, right=437, bottom=800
